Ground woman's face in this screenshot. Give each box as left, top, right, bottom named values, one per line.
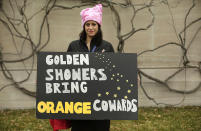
left=84, top=20, right=99, bottom=38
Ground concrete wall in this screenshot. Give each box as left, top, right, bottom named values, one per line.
left=0, top=0, right=201, bottom=109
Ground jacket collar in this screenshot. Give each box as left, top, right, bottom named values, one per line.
left=79, top=39, right=102, bottom=52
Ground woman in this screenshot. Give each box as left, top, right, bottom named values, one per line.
left=67, top=4, right=114, bottom=53
left=68, top=4, right=114, bottom=131
left=50, top=4, right=114, bottom=131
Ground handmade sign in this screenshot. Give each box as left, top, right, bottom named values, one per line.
left=36, top=52, right=138, bottom=120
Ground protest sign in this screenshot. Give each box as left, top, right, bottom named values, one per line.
left=36, top=52, right=138, bottom=120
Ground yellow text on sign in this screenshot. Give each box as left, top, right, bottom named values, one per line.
left=37, top=101, right=91, bottom=114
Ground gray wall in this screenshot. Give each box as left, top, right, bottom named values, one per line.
left=0, top=0, right=201, bottom=109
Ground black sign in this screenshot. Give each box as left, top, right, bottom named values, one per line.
left=36, top=52, right=138, bottom=120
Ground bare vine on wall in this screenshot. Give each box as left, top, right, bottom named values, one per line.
left=0, top=0, right=200, bottom=106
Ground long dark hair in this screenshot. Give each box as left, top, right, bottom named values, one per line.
left=79, top=23, right=103, bottom=46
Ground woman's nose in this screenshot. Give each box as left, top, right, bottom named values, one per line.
left=89, top=25, right=93, bottom=29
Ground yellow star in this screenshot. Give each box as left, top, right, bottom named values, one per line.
left=106, top=92, right=109, bottom=95
left=124, top=96, right=128, bottom=99
left=131, top=84, right=134, bottom=87
left=113, top=65, right=116, bottom=68
left=98, top=93, right=101, bottom=97
left=117, top=79, right=120, bottom=82
left=120, top=75, right=123, bottom=77
left=126, top=80, right=129, bottom=83
left=117, top=73, right=119, bottom=76
left=112, top=74, right=115, bottom=77
left=128, top=90, right=131, bottom=93
left=114, top=94, right=117, bottom=98
left=111, top=78, right=114, bottom=80
left=117, top=86, right=121, bottom=90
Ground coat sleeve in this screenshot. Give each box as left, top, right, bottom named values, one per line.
left=109, top=43, right=115, bottom=53
left=67, top=42, right=72, bottom=52
left=102, top=40, right=115, bottom=53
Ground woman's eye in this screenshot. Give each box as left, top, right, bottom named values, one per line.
left=85, top=23, right=97, bottom=27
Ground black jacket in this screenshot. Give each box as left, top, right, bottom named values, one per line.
left=67, top=40, right=114, bottom=53
left=67, top=39, right=114, bottom=131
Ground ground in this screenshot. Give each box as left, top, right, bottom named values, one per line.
left=0, top=106, right=201, bottom=131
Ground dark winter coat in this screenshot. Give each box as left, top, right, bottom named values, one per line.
left=68, top=39, right=114, bottom=131
left=67, top=39, right=114, bottom=53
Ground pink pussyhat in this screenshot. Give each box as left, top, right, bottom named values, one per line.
left=80, top=4, right=102, bottom=27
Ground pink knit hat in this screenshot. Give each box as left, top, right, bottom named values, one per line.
left=80, top=4, right=102, bottom=27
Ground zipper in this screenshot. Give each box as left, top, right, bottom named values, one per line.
left=91, top=45, right=96, bottom=52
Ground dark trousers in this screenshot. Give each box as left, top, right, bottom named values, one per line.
left=71, top=120, right=110, bottom=131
